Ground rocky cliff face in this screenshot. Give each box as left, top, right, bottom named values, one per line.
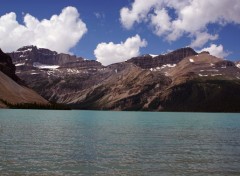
left=9, top=46, right=240, bottom=112
left=8, top=45, right=102, bottom=67
left=127, top=47, right=198, bottom=69
left=65, top=63, right=172, bottom=110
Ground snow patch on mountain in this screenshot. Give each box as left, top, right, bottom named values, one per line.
left=15, top=63, right=25, bottom=66
left=149, top=54, right=158, bottom=58
left=189, top=58, right=194, bottom=63
left=150, top=64, right=176, bottom=71
left=199, top=74, right=208, bottom=77
left=33, top=62, right=59, bottom=70
left=211, top=74, right=222, bottom=77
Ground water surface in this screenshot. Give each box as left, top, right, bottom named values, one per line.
left=0, top=110, right=240, bottom=175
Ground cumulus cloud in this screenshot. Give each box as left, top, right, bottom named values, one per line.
left=199, top=44, right=229, bottom=58
left=120, top=0, right=240, bottom=48
left=120, top=0, right=161, bottom=29
left=150, top=8, right=171, bottom=36
left=190, top=32, right=219, bottom=48
left=0, top=6, right=87, bottom=53
left=94, top=35, right=147, bottom=66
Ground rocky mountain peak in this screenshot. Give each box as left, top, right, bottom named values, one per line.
left=199, top=51, right=210, bottom=55
left=167, top=47, right=197, bottom=57
left=17, top=45, right=37, bottom=52
left=8, top=46, right=102, bottom=68
left=127, top=47, right=198, bottom=69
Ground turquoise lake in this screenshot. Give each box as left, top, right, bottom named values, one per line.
left=0, top=110, right=240, bottom=175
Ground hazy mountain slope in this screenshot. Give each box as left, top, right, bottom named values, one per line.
left=0, top=71, right=48, bottom=106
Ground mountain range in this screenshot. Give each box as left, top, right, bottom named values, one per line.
left=1, top=45, right=240, bottom=112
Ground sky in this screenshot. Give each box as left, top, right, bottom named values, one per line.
left=0, top=0, right=240, bottom=65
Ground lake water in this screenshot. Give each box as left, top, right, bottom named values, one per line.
left=0, top=110, right=240, bottom=175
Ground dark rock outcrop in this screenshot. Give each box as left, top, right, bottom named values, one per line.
left=215, top=60, right=236, bottom=68
left=62, top=60, right=102, bottom=68
left=152, top=79, right=240, bottom=112
left=0, top=49, right=22, bottom=84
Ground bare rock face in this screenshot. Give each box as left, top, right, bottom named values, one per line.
left=8, top=45, right=102, bottom=67
left=64, top=63, right=172, bottom=110
left=0, top=49, right=22, bottom=84
left=62, top=60, right=102, bottom=68
left=127, top=47, right=198, bottom=69
left=215, top=60, right=236, bottom=68
left=9, top=46, right=58, bottom=65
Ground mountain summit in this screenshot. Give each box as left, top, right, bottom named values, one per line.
left=127, top=47, right=198, bottom=69
left=8, top=45, right=102, bottom=67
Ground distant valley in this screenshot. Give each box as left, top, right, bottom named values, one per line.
left=1, top=45, right=240, bottom=112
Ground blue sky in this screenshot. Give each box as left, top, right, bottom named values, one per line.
left=0, top=0, right=240, bottom=65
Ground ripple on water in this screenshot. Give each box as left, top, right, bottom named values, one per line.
left=0, top=110, right=240, bottom=175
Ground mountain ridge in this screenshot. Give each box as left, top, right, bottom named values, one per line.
left=5, top=46, right=240, bottom=112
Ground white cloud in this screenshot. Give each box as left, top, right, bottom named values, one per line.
left=120, top=0, right=161, bottom=29
left=150, top=8, right=171, bottom=36
left=94, top=35, right=147, bottom=66
left=120, top=0, right=240, bottom=48
left=0, top=6, right=87, bottom=53
left=190, top=32, right=219, bottom=48
left=199, top=44, right=229, bottom=58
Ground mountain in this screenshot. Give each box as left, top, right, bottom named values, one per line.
left=0, top=49, right=48, bottom=108
left=8, top=45, right=102, bottom=68
left=0, top=71, right=49, bottom=108
left=150, top=52, right=240, bottom=112
left=127, top=47, right=198, bottom=69
left=0, top=49, right=22, bottom=84
left=8, top=46, right=240, bottom=112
